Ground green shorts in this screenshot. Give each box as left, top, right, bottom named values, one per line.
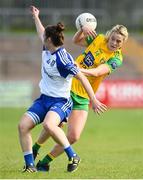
left=70, top=91, right=89, bottom=111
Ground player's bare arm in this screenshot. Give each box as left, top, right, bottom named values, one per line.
left=72, top=29, right=87, bottom=47
left=30, top=6, right=45, bottom=43
left=80, top=64, right=110, bottom=77
left=72, top=26, right=97, bottom=47
left=75, top=71, right=107, bottom=115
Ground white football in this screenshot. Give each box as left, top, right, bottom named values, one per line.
left=75, top=13, right=97, bottom=30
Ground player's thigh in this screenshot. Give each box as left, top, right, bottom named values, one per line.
left=43, top=111, right=61, bottom=128
left=67, top=109, right=88, bottom=137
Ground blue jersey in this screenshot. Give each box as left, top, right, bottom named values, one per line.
left=39, top=47, right=79, bottom=98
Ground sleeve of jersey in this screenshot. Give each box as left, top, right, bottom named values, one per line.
left=105, top=57, right=123, bottom=73
left=57, top=54, right=79, bottom=78
left=86, top=36, right=94, bottom=45
left=86, top=34, right=104, bottom=45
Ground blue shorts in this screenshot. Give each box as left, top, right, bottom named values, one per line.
left=26, top=94, right=73, bottom=125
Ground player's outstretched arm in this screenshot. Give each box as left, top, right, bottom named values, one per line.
left=30, top=6, right=45, bottom=43
left=72, top=26, right=97, bottom=47
left=72, top=29, right=87, bottom=47
left=80, top=64, right=110, bottom=77
left=75, top=71, right=107, bottom=115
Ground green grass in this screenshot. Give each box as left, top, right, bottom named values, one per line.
left=0, top=108, right=143, bottom=179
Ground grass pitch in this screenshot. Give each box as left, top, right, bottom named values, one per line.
left=0, top=108, right=143, bottom=179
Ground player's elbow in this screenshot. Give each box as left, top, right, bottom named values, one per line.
left=95, top=71, right=103, bottom=77
left=90, top=71, right=101, bottom=77
left=94, top=71, right=109, bottom=77
left=72, top=36, right=78, bottom=45
left=92, top=65, right=110, bottom=77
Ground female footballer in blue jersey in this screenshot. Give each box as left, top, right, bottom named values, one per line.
left=31, top=9, right=128, bottom=173
left=18, top=6, right=107, bottom=173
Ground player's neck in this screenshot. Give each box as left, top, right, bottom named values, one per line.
left=49, top=46, right=61, bottom=54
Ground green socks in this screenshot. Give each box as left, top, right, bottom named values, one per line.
left=33, top=142, right=41, bottom=152
left=40, top=153, right=54, bottom=165
left=33, top=142, right=55, bottom=165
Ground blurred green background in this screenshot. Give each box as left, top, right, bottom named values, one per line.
left=0, top=108, right=143, bottom=179
left=0, top=0, right=143, bottom=178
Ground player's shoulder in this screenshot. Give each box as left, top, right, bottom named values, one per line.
left=56, top=47, right=73, bottom=65
left=89, top=34, right=105, bottom=46
left=86, top=33, right=105, bottom=45
left=95, top=34, right=105, bottom=41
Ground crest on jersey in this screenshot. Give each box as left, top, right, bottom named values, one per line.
left=46, top=59, right=56, bottom=67
left=110, top=61, right=118, bottom=69
left=83, top=51, right=94, bottom=67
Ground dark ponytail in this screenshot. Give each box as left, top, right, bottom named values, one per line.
left=56, top=22, right=65, bottom=32
left=45, top=22, right=65, bottom=47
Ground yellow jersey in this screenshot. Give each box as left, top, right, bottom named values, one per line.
left=71, top=34, right=123, bottom=99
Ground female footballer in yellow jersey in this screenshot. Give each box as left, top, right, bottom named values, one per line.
left=72, top=32, right=123, bottom=100
left=32, top=24, right=128, bottom=172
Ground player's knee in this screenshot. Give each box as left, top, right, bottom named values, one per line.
left=67, top=133, right=80, bottom=144
left=43, top=122, right=54, bottom=134
left=18, top=122, right=29, bottom=134
left=18, top=118, right=34, bottom=134
left=18, top=114, right=35, bottom=134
